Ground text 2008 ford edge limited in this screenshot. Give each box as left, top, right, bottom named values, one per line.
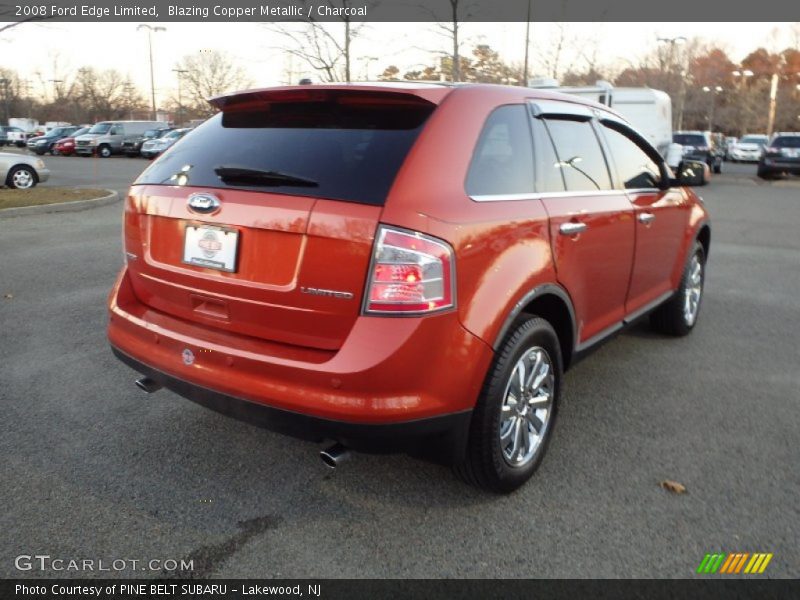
left=108, top=83, right=710, bottom=493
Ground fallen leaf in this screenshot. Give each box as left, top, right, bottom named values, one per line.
left=3, top=293, right=12, bottom=300
left=660, top=479, right=687, bottom=494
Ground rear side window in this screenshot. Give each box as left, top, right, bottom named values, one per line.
left=673, top=133, right=707, bottom=146
left=543, top=118, right=612, bottom=192
left=600, top=124, right=663, bottom=189
left=136, top=102, right=434, bottom=206
left=772, top=136, right=800, bottom=148
left=466, top=105, right=534, bottom=196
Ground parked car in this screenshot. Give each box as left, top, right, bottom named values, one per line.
left=1, top=126, right=25, bottom=147
left=52, top=127, right=91, bottom=156
left=673, top=130, right=723, bottom=173
left=729, top=134, right=769, bottom=162
left=1, top=151, right=49, bottom=189
left=757, top=132, right=800, bottom=179
left=27, top=126, right=80, bottom=155
left=75, top=120, right=169, bottom=157
left=108, top=84, right=710, bottom=493
left=8, top=118, right=39, bottom=146
left=123, top=127, right=173, bottom=157
left=140, top=128, right=190, bottom=159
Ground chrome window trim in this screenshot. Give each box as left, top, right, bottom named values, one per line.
left=470, top=189, right=628, bottom=202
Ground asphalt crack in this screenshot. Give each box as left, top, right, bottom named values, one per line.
left=169, top=515, right=281, bottom=579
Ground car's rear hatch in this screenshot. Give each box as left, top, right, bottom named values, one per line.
left=124, top=86, right=444, bottom=351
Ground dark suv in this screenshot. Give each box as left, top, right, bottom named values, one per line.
left=26, top=126, right=81, bottom=155
left=758, top=133, right=800, bottom=179
left=673, top=131, right=723, bottom=174
left=109, top=84, right=710, bottom=492
left=123, top=127, right=173, bottom=157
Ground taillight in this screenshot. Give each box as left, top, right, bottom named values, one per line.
left=364, top=225, right=455, bottom=315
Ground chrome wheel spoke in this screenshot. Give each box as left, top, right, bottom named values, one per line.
left=500, top=418, right=517, bottom=445
left=525, top=409, right=545, bottom=433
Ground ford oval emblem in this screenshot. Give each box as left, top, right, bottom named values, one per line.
left=187, top=193, right=221, bottom=214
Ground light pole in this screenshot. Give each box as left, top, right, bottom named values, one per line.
left=358, top=56, right=378, bottom=81
left=732, top=69, right=754, bottom=136
left=172, top=69, right=188, bottom=126
left=0, top=78, right=9, bottom=124
left=657, top=36, right=688, bottom=130
left=702, top=85, right=723, bottom=131
left=48, top=79, right=63, bottom=103
left=137, top=24, right=166, bottom=120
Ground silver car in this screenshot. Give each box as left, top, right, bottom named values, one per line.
left=140, top=128, right=192, bottom=159
left=1, top=152, right=50, bottom=189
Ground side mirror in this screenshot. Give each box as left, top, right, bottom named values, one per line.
left=672, top=160, right=707, bottom=187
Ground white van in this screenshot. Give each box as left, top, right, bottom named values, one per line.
left=75, top=121, right=169, bottom=157
left=529, top=80, right=673, bottom=157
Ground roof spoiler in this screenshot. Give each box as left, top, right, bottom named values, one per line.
left=209, top=86, right=443, bottom=112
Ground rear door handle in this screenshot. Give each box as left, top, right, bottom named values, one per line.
left=638, top=212, right=656, bottom=224
left=559, top=222, right=587, bottom=235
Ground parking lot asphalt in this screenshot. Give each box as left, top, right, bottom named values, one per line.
left=1, top=155, right=798, bottom=579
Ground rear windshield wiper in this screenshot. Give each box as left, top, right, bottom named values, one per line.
left=214, top=166, right=318, bottom=188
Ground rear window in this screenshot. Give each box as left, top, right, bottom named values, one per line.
left=772, top=136, right=800, bottom=148
left=135, top=101, right=434, bottom=206
left=740, top=136, right=767, bottom=145
left=673, top=134, right=706, bottom=146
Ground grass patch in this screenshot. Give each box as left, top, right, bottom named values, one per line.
left=0, top=187, right=108, bottom=210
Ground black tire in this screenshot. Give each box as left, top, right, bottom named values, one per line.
left=757, top=165, right=775, bottom=180
left=650, top=242, right=706, bottom=336
left=98, top=145, right=112, bottom=158
left=6, top=165, right=38, bottom=189
left=454, top=317, right=562, bottom=493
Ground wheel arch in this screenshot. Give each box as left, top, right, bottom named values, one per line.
left=696, top=222, right=711, bottom=261
left=492, top=284, right=577, bottom=371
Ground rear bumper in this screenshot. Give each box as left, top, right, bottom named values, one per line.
left=761, top=158, right=800, bottom=173
left=112, top=346, right=472, bottom=458
left=108, top=267, right=492, bottom=458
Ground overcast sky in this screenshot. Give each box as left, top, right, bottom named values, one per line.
left=1, top=21, right=797, bottom=105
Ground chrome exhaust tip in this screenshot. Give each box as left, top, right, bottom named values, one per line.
left=320, top=443, right=350, bottom=469
left=135, top=377, right=162, bottom=394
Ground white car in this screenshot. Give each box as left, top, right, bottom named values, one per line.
left=729, top=134, right=768, bottom=162
left=1, top=152, right=50, bottom=189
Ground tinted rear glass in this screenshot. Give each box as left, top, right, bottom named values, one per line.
left=135, top=102, right=434, bottom=206
left=740, top=136, right=767, bottom=144
left=773, top=136, right=800, bottom=148
left=673, top=134, right=706, bottom=146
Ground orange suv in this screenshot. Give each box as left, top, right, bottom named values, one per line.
left=108, top=83, right=710, bottom=493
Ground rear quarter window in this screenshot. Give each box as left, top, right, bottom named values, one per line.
left=135, top=102, right=433, bottom=206
left=465, top=105, right=535, bottom=196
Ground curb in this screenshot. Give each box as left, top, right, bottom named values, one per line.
left=0, top=189, right=119, bottom=218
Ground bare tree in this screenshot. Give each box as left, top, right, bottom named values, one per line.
left=423, top=0, right=477, bottom=82
left=268, top=0, right=372, bottom=83
left=174, top=50, right=250, bottom=115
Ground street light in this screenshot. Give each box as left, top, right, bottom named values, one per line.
left=172, top=69, right=188, bottom=126
left=0, top=77, right=10, bottom=124
left=657, top=36, right=688, bottom=129
left=48, top=79, right=63, bottom=103
left=731, top=70, right=754, bottom=136
left=137, top=24, right=166, bottom=120
left=702, top=85, right=723, bottom=131
left=358, top=56, right=378, bottom=81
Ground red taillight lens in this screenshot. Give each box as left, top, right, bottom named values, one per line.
left=364, top=226, right=455, bottom=314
